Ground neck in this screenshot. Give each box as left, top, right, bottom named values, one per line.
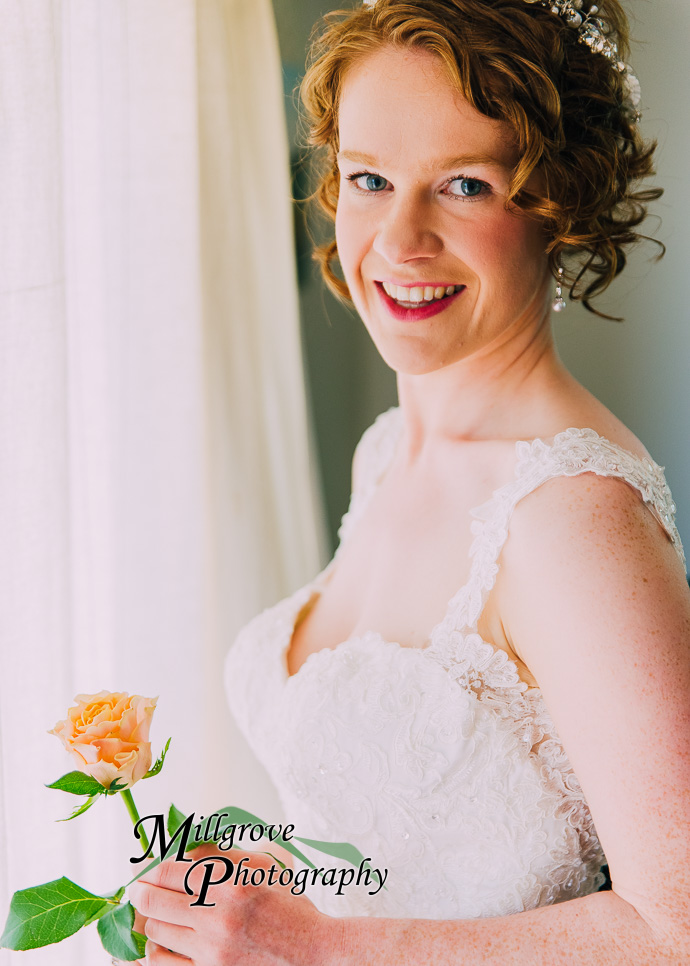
left=396, top=307, right=572, bottom=455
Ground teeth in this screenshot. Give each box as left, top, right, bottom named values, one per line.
left=381, top=282, right=460, bottom=303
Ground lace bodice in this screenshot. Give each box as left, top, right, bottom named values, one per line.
left=225, top=407, right=685, bottom=921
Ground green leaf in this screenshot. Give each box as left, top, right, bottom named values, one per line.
left=46, top=771, right=130, bottom=801
left=97, top=901, right=146, bottom=961
left=57, top=794, right=100, bottom=822
left=46, top=771, right=105, bottom=796
left=81, top=885, right=127, bottom=929
left=294, top=836, right=385, bottom=890
left=293, top=835, right=374, bottom=872
left=143, top=737, right=171, bottom=779
left=81, top=903, right=114, bottom=929
left=166, top=802, right=186, bottom=838
left=0, top=877, right=109, bottom=951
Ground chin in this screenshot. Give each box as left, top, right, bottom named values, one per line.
left=370, top=334, right=467, bottom=376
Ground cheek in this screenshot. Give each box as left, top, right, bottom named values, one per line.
left=335, top=197, right=374, bottom=284
left=334, top=201, right=357, bottom=274
left=459, top=212, right=545, bottom=286
left=334, top=205, right=368, bottom=316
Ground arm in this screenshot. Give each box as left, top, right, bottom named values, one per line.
left=328, top=473, right=690, bottom=965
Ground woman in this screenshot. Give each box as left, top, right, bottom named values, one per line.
left=130, top=1, right=690, bottom=961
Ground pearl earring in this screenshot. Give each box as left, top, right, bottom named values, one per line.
left=552, top=266, right=567, bottom=313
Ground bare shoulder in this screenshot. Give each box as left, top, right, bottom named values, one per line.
left=578, top=414, right=652, bottom=462
left=506, top=378, right=682, bottom=585
left=505, top=386, right=682, bottom=581
left=500, top=467, right=689, bottom=668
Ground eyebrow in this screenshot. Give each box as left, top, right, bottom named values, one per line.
left=337, top=150, right=511, bottom=171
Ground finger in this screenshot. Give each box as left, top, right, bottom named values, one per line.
left=144, top=939, right=192, bottom=962
left=181, top=851, right=251, bottom=901
left=192, top=841, right=274, bottom=867
left=131, top=880, right=200, bottom=929
left=132, top=907, right=148, bottom=934
left=182, top=846, right=280, bottom=898
left=145, top=917, right=196, bottom=961
left=138, top=855, right=191, bottom=892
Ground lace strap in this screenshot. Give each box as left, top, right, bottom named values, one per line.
left=333, top=407, right=403, bottom=554
left=450, top=428, right=686, bottom=630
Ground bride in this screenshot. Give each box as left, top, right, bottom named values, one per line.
left=130, top=0, right=690, bottom=962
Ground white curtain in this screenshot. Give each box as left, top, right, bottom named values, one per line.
left=0, top=1, right=324, bottom=963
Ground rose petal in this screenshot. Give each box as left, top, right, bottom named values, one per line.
left=50, top=690, right=157, bottom=789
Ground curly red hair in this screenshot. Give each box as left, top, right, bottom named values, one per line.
left=300, top=0, right=662, bottom=319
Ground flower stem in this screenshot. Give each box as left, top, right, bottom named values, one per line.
left=120, top=788, right=150, bottom=854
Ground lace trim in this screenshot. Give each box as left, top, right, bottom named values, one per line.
left=440, top=427, right=685, bottom=642
left=516, top=430, right=684, bottom=562
left=334, top=407, right=403, bottom=553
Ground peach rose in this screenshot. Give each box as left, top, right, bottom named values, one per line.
left=49, top=690, right=158, bottom=790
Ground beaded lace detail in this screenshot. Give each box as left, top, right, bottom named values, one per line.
left=225, top=407, right=685, bottom=921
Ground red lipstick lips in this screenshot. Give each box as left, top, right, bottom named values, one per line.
left=375, top=281, right=466, bottom=321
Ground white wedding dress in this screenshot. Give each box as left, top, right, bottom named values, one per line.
left=225, top=407, right=685, bottom=921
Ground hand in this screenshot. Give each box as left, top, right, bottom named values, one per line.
left=128, top=843, right=337, bottom=965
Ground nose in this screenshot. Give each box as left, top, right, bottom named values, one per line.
left=372, top=194, right=443, bottom=265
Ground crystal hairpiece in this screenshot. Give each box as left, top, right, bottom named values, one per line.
left=525, top=0, right=640, bottom=118
left=361, top=0, right=641, bottom=121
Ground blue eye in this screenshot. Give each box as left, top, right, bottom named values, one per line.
left=347, top=172, right=389, bottom=192
left=447, top=177, right=488, bottom=198
left=345, top=171, right=490, bottom=200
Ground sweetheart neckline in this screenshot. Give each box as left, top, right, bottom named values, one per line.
left=281, top=582, right=542, bottom=693
left=283, top=619, right=542, bottom=695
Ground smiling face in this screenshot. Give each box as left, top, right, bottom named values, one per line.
left=335, top=45, right=552, bottom=375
